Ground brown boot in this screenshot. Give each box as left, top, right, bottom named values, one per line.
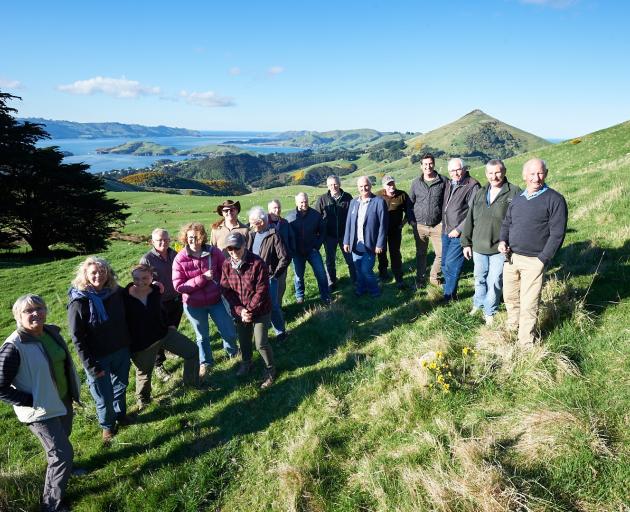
left=102, top=428, right=116, bottom=444
left=260, top=369, right=276, bottom=389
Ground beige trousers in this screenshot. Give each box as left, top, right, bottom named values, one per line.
left=502, top=253, right=545, bottom=346
left=413, top=223, right=442, bottom=285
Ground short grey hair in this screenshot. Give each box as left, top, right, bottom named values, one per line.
left=248, top=206, right=267, bottom=222
left=524, top=157, right=548, bottom=173
left=12, top=294, right=47, bottom=327
left=326, top=175, right=340, bottom=185
left=268, top=199, right=281, bottom=211
left=486, top=159, right=506, bottom=173
left=295, top=192, right=308, bottom=202
left=151, top=228, right=169, bottom=240
left=448, top=157, right=465, bottom=171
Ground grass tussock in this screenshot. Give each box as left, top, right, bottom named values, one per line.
left=539, top=275, right=594, bottom=335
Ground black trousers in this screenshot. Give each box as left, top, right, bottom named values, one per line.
left=377, top=226, right=403, bottom=282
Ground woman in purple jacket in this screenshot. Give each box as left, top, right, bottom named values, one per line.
left=172, top=222, right=238, bottom=379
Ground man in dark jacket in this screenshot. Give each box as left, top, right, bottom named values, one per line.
left=499, top=158, right=568, bottom=347
left=313, top=175, right=356, bottom=290
left=221, top=232, right=276, bottom=389
left=267, top=199, right=293, bottom=305
left=461, top=160, right=521, bottom=325
left=409, top=153, right=447, bottom=290
left=343, top=176, right=388, bottom=297
left=441, top=157, right=480, bottom=301
left=140, top=228, right=182, bottom=382
left=285, top=192, right=331, bottom=304
left=376, top=175, right=412, bottom=288
left=248, top=206, right=290, bottom=342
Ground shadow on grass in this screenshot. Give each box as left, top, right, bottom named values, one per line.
left=0, top=247, right=82, bottom=269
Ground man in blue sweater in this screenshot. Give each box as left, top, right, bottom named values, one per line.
left=498, top=158, right=568, bottom=347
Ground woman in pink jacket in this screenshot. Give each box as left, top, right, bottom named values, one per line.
left=172, top=222, right=238, bottom=379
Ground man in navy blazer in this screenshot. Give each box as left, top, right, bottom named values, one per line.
left=343, top=176, right=388, bottom=297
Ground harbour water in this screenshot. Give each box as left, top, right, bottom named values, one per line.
left=37, top=131, right=303, bottom=173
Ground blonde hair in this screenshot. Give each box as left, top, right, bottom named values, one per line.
left=72, top=256, right=118, bottom=291
left=12, top=294, right=47, bottom=328
left=131, top=263, right=153, bottom=277
left=178, top=222, right=207, bottom=245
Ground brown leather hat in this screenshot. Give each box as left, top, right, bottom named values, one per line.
left=216, top=200, right=241, bottom=216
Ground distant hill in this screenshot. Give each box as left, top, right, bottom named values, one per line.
left=406, top=110, right=550, bottom=161
left=96, top=141, right=251, bottom=156
left=117, top=171, right=249, bottom=196
left=19, top=118, right=201, bottom=139
left=250, top=129, right=417, bottom=150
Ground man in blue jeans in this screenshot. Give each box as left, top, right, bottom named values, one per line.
left=286, top=192, right=331, bottom=304
left=343, top=176, right=388, bottom=297
left=441, top=158, right=480, bottom=301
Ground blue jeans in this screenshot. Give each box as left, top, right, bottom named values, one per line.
left=269, top=276, right=285, bottom=334
left=292, top=249, right=331, bottom=302
left=352, top=250, right=380, bottom=296
left=184, top=301, right=238, bottom=365
left=473, top=251, right=505, bottom=316
left=324, top=236, right=356, bottom=285
left=441, top=234, right=465, bottom=299
left=85, top=347, right=131, bottom=430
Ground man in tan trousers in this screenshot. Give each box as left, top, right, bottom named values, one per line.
left=498, top=158, right=568, bottom=346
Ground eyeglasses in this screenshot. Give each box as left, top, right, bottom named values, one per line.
left=222, top=208, right=235, bottom=213
left=449, top=168, right=464, bottom=173
left=153, top=238, right=170, bottom=243
left=226, top=246, right=240, bottom=251
left=187, top=235, right=199, bottom=240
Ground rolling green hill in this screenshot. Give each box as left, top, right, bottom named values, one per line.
left=96, top=141, right=250, bottom=156
left=272, top=128, right=415, bottom=149
left=406, top=109, right=551, bottom=163
left=0, top=120, right=628, bottom=511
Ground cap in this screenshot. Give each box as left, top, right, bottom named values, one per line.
left=225, top=232, right=246, bottom=249
left=382, top=175, right=395, bottom=186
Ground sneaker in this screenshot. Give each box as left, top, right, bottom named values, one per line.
left=199, top=363, right=212, bottom=380
left=102, top=428, right=116, bottom=444
left=236, top=361, right=252, bottom=377
left=469, top=306, right=481, bottom=316
left=260, top=370, right=275, bottom=389
left=154, top=365, right=171, bottom=382
left=484, top=315, right=494, bottom=326
left=296, top=297, right=304, bottom=304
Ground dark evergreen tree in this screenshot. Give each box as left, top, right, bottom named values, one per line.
left=0, top=92, right=129, bottom=255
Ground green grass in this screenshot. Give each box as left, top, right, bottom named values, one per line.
left=1, top=121, right=629, bottom=511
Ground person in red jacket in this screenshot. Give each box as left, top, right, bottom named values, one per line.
left=220, top=232, right=276, bottom=389
left=172, top=222, right=238, bottom=380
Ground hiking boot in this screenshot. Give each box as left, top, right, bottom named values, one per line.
left=429, top=277, right=442, bottom=287
left=154, top=364, right=171, bottom=382
left=260, top=370, right=276, bottom=389
left=102, top=428, right=115, bottom=444
left=236, top=361, right=252, bottom=377
left=136, top=398, right=151, bottom=411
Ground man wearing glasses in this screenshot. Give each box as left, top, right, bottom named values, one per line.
left=140, top=228, right=183, bottom=382
left=441, top=158, right=480, bottom=302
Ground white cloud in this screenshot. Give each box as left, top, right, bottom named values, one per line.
left=229, top=67, right=242, bottom=76
left=267, top=66, right=285, bottom=76
left=179, top=90, right=236, bottom=108
left=519, top=0, right=577, bottom=8
left=57, top=76, right=160, bottom=98
left=0, top=77, right=23, bottom=89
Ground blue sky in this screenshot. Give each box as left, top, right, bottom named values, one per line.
left=1, top=0, right=628, bottom=138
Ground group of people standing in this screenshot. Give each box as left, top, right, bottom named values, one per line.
left=0, top=154, right=566, bottom=512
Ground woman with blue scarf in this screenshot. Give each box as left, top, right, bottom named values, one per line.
left=67, top=257, right=132, bottom=444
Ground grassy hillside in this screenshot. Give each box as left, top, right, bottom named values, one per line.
left=406, top=109, right=551, bottom=164
left=0, top=121, right=628, bottom=511
left=96, top=141, right=249, bottom=157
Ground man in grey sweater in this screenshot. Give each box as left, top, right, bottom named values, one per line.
left=499, top=158, right=568, bottom=347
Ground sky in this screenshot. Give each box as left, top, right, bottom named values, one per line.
left=1, top=0, right=629, bottom=138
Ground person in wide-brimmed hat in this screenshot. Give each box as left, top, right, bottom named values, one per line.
left=210, top=200, right=249, bottom=251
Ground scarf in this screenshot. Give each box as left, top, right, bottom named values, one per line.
left=68, top=287, right=116, bottom=325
